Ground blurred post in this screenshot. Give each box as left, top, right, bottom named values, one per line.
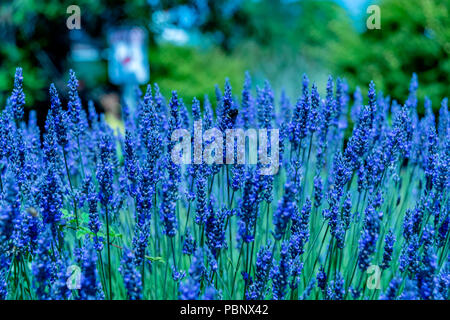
left=107, top=27, right=149, bottom=113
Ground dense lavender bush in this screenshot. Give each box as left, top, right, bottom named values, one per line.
left=0, top=67, right=448, bottom=300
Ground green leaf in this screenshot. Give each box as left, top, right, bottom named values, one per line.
left=76, top=226, right=95, bottom=239
left=61, top=208, right=72, bottom=219
left=145, top=256, right=165, bottom=264
left=80, top=211, right=90, bottom=225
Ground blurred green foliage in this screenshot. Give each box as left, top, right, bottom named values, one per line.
left=148, top=43, right=247, bottom=107
left=0, top=0, right=151, bottom=107
left=0, top=0, right=249, bottom=112
left=235, top=0, right=354, bottom=97
left=1, top=0, right=449, bottom=117
left=329, top=0, right=450, bottom=112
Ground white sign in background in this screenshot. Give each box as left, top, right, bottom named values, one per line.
left=107, top=27, right=150, bottom=85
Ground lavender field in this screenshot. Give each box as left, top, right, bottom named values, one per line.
left=0, top=67, right=448, bottom=300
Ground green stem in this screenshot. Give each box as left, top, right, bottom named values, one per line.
left=105, top=206, right=113, bottom=299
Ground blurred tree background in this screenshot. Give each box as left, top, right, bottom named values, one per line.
left=0, top=0, right=448, bottom=121
left=329, top=0, right=450, bottom=113
left=0, top=0, right=152, bottom=105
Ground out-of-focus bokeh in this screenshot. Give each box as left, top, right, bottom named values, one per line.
left=0, top=0, right=449, bottom=125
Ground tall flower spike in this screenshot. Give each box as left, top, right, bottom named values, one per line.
left=342, top=192, right=352, bottom=230
left=195, top=174, right=209, bottom=226
left=119, top=248, right=143, bottom=300
left=328, top=152, right=351, bottom=204
left=417, top=247, right=438, bottom=300
left=31, top=230, right=54, bottom=299
left=381, top=229, right=395, bottom=270
left=301, top=73, right=309, bottom=97
left=425, top=126, right=438, bottom=190
left=326, top=204, right=345, bottom=249
left=334, top=78, right=347, bottom=128
left=132, top=217, right=151, bottom=266
left=179, top=249, right=205, bottom=300
left=432, top=153, right=448, bottom=195
left=331, top=273, right=345, bottom=300
left=273, top=182, right=298, bottom=240
left=49, top=83, right=68, bottom=147
left=289, top=82, right=309, bottom=148
left=160, top=178, right=178, bottom=238
left=50, top=254, right=72, bottom=300
left=438, top=98, right=448, bottom=141
left=203, top=95, right=214, bottom=130
left=308, top=83, right=319, bottom=133
left=406, top=73, right=418, bottom=110
left=344, top=105, right=372, bottom=170
left=399, top=235, right=420, bottom=275
left=38, top=166, right=63, bottom=239
left=206, top=207, right=229, bottom=257
left=313, top=175, right=323, bottom=208
left=316, top=266, right=327, bottom=292
left=67, top=69, right=83, bottom=138
left=96, top=133, right=114, bottom=208
left=246, top=242, right=273, bottom=300
left=215, top=84, right=222, bottom=109
left=87, top=177, right=103, bottom=251
left=153, top=83, right=168, bottom=132
left=192, top=97, right=201, bottom=122
left=270, top=241, right=291, bottom=300
left=424, top=97, right=435, bottom=127
left=219, top=79, right=237, bottom=132
left=231, top=162, right=245, bottom=191
left=237, top=170, right=259, bottom=243
left=289, top=198, right=311, bottom=257
left=179, top=97, right=190, bottom=129
left=357, top=205, right=381, bottom=270
left=0, top=253, right=10, bottom=299
left=134, top=155, right=155, bottom=233
left=168, top=91, right=182, bottom=150
left=241, top=71, right=254, bottom=129
left=315, top=76, right=335, bottom=172
left=43, top=114, right=59, bottom=166
left=159, top=92, right=181, bottom=238
left=380, top=277, right=401, bottom=300
left=182, top=228, right=197, bottom=255
left=138, top=85, right=154, bottom=148
left=124, top=130, right=139, bottom=197
left=80, top=238, right=104, bottom=300
left=368, top=81, right=377, bottom=124
left=259, top=80, right=274, bottom=129
left=10, top=67, right=25, bottom=122
left=437, top=214, right=449, bottom=248
left=323, top=75, right=336, bottom=131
